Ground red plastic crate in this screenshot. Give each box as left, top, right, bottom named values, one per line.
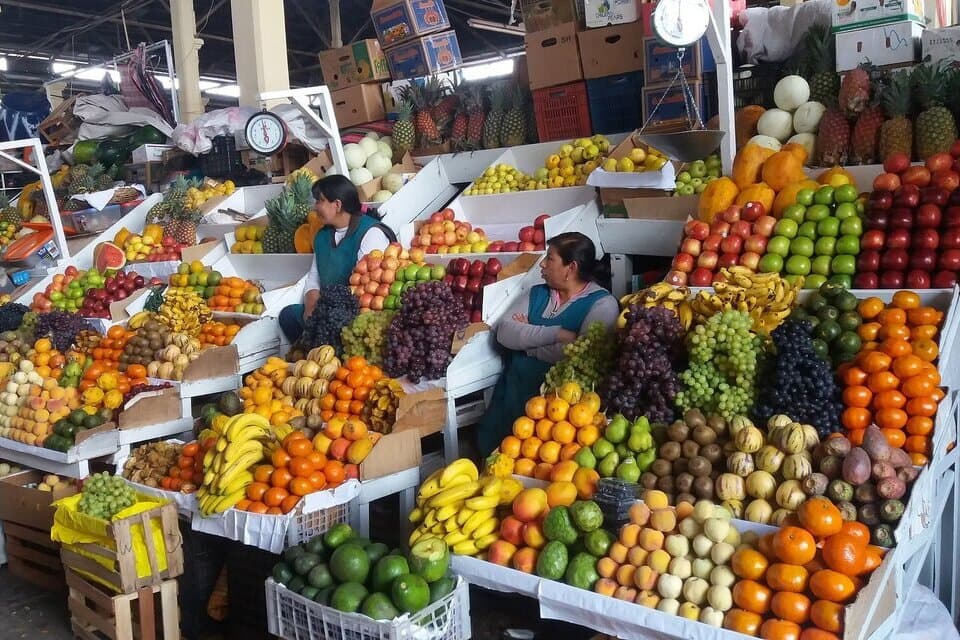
left=532, top=81, right=592, bottom=143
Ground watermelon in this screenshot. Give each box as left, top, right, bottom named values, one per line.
left=93, top=242, right=126, bottom=272
left=72, top=140, right=99, bottom=165
left=96, top=139, right=129, bottom=166
left=128, top=125, right=167, bottom=147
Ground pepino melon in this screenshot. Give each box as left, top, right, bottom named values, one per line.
left=93, top=242, right=126, bottom=271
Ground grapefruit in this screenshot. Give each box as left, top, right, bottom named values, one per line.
left=409, top=537, right=450, bottom=583
left=391, top=573, right=430, bottom=613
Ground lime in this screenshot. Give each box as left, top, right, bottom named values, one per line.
left=796, top=188, right=816, bottom=206
left=391, top=573, right=430, bottom=614
left=814, top=319, right=841, bottom=343
left=314, top=587, right=333, bottom=605
left=361, top=592, right=400, bottom=621
left=838, top=310, right=862, bottom=332
left=834, top=184, right=858, bottom=203
left=272, top=562, right=294, bottom=586
left=293, top=553, right=322, bottom=576
left=429, top=575, right=456, bottom=604
left=283, top=545, right=307, bottom=564
left=836, top=331, right=862, bottom=355
left=811, top=338, right=831, bottom=361
left=330, top=543, right=371, bottom=584
left=307, top=563, right=334, bottom=590
left=287, top=575, right=306, bottom=593
left=814, top=185, right=835, bottom=205
left=331, top=582, right=368, bottom=613
left=300, top=585, right=320, bottom=600
left=366, top=542, right=389, bottom=564
left=835, top=291, right=859, bottom=312
left=323, top=523, right=356, bottom=550
left=304, top=535, right=327, bottom=557
left=371, top=555, right=410, bottom=593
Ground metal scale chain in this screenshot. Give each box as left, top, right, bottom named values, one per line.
left=639, top=49, right=705, bottom=133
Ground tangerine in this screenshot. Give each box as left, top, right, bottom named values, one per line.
left=772, top=526, right=817, bottom=565
left=770, top=591, right=811, bottom=625
left=809, top=569, right=858, bottom=602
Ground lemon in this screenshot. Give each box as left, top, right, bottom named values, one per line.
left=602, top=158, right=618, bottom=172
left=630, top=148, right=647, bottom=164
left=618, top=157, right=635, bottom=173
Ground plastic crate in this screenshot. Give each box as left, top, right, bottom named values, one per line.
left=532, top=81, right=593, bottom=143
left=586, top=72, right=644, bottom=135
left=266, top=576, right=472, bottom=640
left=200, top=135, right=243, bottom=178
left=732, top=64, right=781, bottom=109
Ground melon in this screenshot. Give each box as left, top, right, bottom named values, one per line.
left=376, top=140, right=393, bottom=159
left=382, top=172, right=404, bottom=194
left=372, top=190, right=393, bottom=203
left=365, top=131, right=380, bottom=141
left=756, top=109, right=794, bottom=142
left=344, top=144, right=367, bottom=170
left=358, top=137, right=379, bottom=158
left=349, top=167, right=373, bottom=186
left=365, top=152, right=392, bottom=178
left=94, top=242, right=126, bottom=271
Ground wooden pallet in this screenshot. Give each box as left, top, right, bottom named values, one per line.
left=67, top=569, right=180, bottom=640
left=2, top=520, right=66, bottom=592
left=60, top=502, right=184, bottom=594
left=38, top=95, right=83, bottom=145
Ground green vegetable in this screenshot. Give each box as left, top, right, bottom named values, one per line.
left=542, top=506, right=578, bottom=545
left=535, top=541, right=569, bottom=580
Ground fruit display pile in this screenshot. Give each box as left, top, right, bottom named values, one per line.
left=543, top=322, right=617, bottom=394
left=296, top=285, right=358, bottom=355
left=383, top=281, right=467, bottom=382
left=409, top=208, right=551, bottom=255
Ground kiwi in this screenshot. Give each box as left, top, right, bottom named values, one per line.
left=656, top=475, right=675, bottom=494
left=706, top=415, right=728, bottom=436
left=700, top=443, right=723, bottom=464
left=681, top=440, right=700, bottom=459
left=651, top=458, right=672, bottom=478
left=676, top=492, right=696, bottom=506
left=692, top=425, right=717, bottom=446
left=640, top=472, right=659, bottom=489
left=673, top=457, right=689, bottom=474
left=688, top=456, right=712, bottom=477
left=684, top=408, right=706, bottom=429
left=667, top=421, right=690, bottom=443
left=675, top=472, right=694, bottom=493
left=693, top=475, right=714, bottom=498
left=660, top=441, right=681, bottom=462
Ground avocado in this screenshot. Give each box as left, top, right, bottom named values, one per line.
left=272, top=562, right=294, bottom=586
left=565, top=552, right=600, bottom=590
left=542, top=506, right=578, bottom=545
left=535, top=540, right=569, bottom=580
left=293, top=553, right=322, bottom=576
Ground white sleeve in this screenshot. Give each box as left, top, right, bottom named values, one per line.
left=358, top=226, right=391, bottom=261
left=305, top=260, right=321, bottom=292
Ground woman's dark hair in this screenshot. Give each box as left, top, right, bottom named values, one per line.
left=311, top=174, right=362, bottom=215
left=547, top=232, right=607, bottom=283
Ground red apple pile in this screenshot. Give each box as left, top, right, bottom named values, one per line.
left=443, top=257, right=503, bottom=323
left=410, top=207, right=550, bottom=254
left=666, top=201, right=774, bottom=286
left=856, top=144, right=960, bottom=289
left=144, top=236, right=189, bottom=262
left=79, top=271, right=161, bottom=318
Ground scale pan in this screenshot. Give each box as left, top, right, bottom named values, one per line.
left=636, top=130, right=726, bottom=162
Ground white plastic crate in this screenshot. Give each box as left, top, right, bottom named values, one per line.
left=265, top=576, right=471, bottom=640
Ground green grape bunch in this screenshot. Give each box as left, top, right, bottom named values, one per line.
left=78, top=472, right=138, bottom=520
left=675, top=310, right=763, bottom=420
left=341, top=310, right=395, bottom=365
left=544, top=322, right=618, bottom=392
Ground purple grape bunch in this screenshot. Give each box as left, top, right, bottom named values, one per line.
left=36, top=311, right=93, bottom=352
left=384, top=281, right=468, bottom=382
left=601, top=305, right=686, bottom=423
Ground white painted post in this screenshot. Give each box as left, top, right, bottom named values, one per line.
left=259, top=86, right=349, bottom=179
left=704, top=1, right=736, bottom=173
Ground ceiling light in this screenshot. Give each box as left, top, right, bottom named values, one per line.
left=467, top=18, right=525, bottom=36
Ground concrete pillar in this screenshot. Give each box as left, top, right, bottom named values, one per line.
left=230, top=0, right=291, bottom=108
left=171, top=0, right=205, bottom=123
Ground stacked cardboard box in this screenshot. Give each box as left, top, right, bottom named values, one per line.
left=641, top=37, right=717, bottom=131
left=370, top=0, right=462, bottom=81
left=321, top=39, right=390, bottom=128
left=831, top=0, right=925, bottom=72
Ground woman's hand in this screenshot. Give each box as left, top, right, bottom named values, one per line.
left=512, top=313, right=529, bottom=323
left=556, top=329, right=578, bottom=344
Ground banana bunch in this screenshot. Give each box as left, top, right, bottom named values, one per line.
left=690, top=266, right=802, bottom=334
left=408, top=459, right=522, bottom=556
left=127, top=310, right=156, bottom=330
left=159, top=288, right=212, bottom=337
left=361, top=379, right=405, bottom=434
left=197, top=413, right=275, bottom=517
left=617, top=282, right=693, bottom=330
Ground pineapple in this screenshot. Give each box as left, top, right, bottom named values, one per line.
left=392, top=99, right=416, bottom=159
left=800, top=24, right=839, bottom=106
left=450, top=105, right=468, bottom=151
left=482, top=86, right=505, bottom=150
left=816, top=107, right=851, bottom=166
left=879, top=69, right=913, bottom=159
left=838, top=65, right=872, bottom=118
left=287, top=172, right=314, bottom=224
left=408, top=83, right=442, bottom=147
left=501, top=88, right=527, bottom=147
left=161, top=177, right=201, bottom=245
left=262, top=193, right=299, bottom=253
left=465, top=87, right=486, bottom=151
left=850, top=104, right=884, bottom=165
left=0, top=195, right=20, bottom=225
left=912, top=63, right=958, bottom=160
left=429, top=77, right=457, bottom=135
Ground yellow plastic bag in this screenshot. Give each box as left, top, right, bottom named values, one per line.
left=51, top=493, right=173, bottom=592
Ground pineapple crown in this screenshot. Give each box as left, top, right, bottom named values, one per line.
left=265, top=192, right=298, bottom=226
left=911, top=62, right=950, bottom=109
left=0, top=194, right=10, bottom=209
left=287, top=173, right=315, bottom=206
left=800, top=23, right=835, bottom=75
left=881, top=69, right=912, bottom=118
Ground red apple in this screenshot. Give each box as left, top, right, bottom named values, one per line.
left=951, top=140, right=960, bottom=159
left=702, top=234, right=723, bottom=253
left=742, top=201, right=766, bottom=222
left=938, top=249, right=960, bottom=271
left=912, top=229, right=940, bottom=251
left=503, top=241, right=519, bottom=252
left=430, top=211, right=445, bottom=224
left=881, top=248, right=909, bottom=271
left=893, top=185, right=920, bottom=208
left=470, top=310, right=483, bottom=323
left=680, top=237, right=702, bottom=257
left=902, top=165, right=932, bottom=187
left=466, top=279, right=482, bottom=294
left=718, top=252, right=739, bottom=268
left=944, top=207, right=960, bottom=227
left=941, top=227, right=960, bottom=249
left=916, top=203, right=943, bottom=229
left=873, top=174, right=900, bottom=192
left=720, top=235, right=744, bottom=254
left=730, top=220, right=752, bottom=239
left=689, top=268, right=713, bottom=287
left=744, top=234, right=768, bottom=254
left=906, top=270, right=931, bottom=289
left=870, top=190, right=893, bottom=210
left=926, top=152, right=954, bottom=173
left=885, top=228, right=910, bottom=249
left=487, top=240, right=504, bottom=252
left=861, top=230, right=885, bottom=250
left=740, top=251, right=761, bottom=270
left=534, top=243, right=546, bottom=251
left=518, top=226, right=536, bottom=243
left=697, top=250, right=719, bottom=270
left=921, top=186, right=951, bottom=206
left=518, top=242, right=536, bottom=251
left=469, top=260, right=486, bottom=278
left=710, top=220, right=731, bottom=236
left=672, top=253, right=695, bottom=273
left=867, top=208, right=889, bottom=230
left=485, top=258, right=502, bottom=275
left=684, top=220, right=710, bottom=240
left=884, top=152, right=911, bottom=174
left=908, top=249, right=937, bottom=271
left=533, top=229, right=545, bottom=244
left=879, top=271, right=905, bottom=288
left=752, top=215, right=777, bottom=237
left=854, top=272, right=879, bottom=288
left=721, top=206, right=741, bottom=223
left=933, top=270, right=958, bottom=288
left=481, top=274, right=497, bottom=286
left=857, top=250, right=881, bottom=273
left=534, top=214, right=550, bottom=229
left=453, top=275, right=468, bottom=292
left=664, top=270, right=688, bottom=286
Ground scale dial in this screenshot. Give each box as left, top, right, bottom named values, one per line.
left=244, top=111, right=287, bottom=155
left=652, top=0, right=712, bottom=48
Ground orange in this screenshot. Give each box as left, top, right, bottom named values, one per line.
left=572, top=467, right=599, bottom=499
left=551, top=420, right=575, bottom=444
left=308, top=471, right=327, bottom=490
left=857, top=297, right=885, bottom=319
left=770, top=591, right=811, bottom=625
left=345, top=356, right=367, bottom=371
left=545, top=481, right=578, bottom=507
left=576, top=424, right=600, bottom=447
left=879, top=335, right=911, bottom=354
left=907, top=306, right=941, bottom=326
left=822, top=534, right=867, bottom=575
left=841, top=366, right=868, bottom=387
left=892, top=290, right=920, bottom=309
left=514, top=458, right=536, bottom=477
left=539, top=440, right=561, bottom=464
left=286, top=438, right=314, bottom=458
left=838, top=521, right=871, bottom=547
left=772, top=526, right=817, bottom=565
left=236, top=499, right=252, bottom=511
left=878, top=325, right=910, bottom=342
left=246, top=482, right=269, bottom=501
left=559, top=442, right=581, bottom=461
left=800, top=630, right=841, bottom=640
left=759, top=618, right=801, bottom=640
left=521, top=437, right=543, bottom=459
left=904, top=435, right=931, bottom=456
left=872, top=389, right=906, bottom=409
left=307, top=451, right=326, bottom=469
left=874, top=408, right=907, bottom=430
left=858, top=322, right=881, bottom=341
left=798, top=496, right=843, bottom=537
left=500, top=435, right=522, bottom=458
left=271, top=449, right=291, bottom=468
left=901, top=374, right=935, bottom=398
left=247, top=501, right=269, bottom=514
left=911, top=324, right=939, bottom=341
left=846, top=428, right=865, bottom=446
left=525, top=396, right=547, bottom=420
left=281, top=495, right=301, bottom=513
left=724, top=609, right=763, bottom=636
left=809, top=569, right=857, bottom=603
left=859, top=351, right=891, bottom=373
left=877, top=308, right=906, bottom=325
left=535, top=418, right=554, bottom=441
left=289, top=457, right=314, bottom=478
left=342, top=420, right=368, bottom=441
left=266, top=507, right=283, bottom=515
left=841, top=385, right=871, bottom=408
left=841, top=407, right=871, bottom=431
left=862, top=548, right=884, bottom=574
left=533, top=462, right=554, bottom=480
left=513, top=416, right=535, bottom=439
left=732, top=579, right=772, bottom=615
left=906, top=416, right=934, bottom=436
left=263, top=486, right=289, bottom=508
left=891, top=354, right=924, bottom=379
left=766, top=563, right=809, bottom=593
left=867, top=371, right=900, bottom=392
left=731, top=547, right=769, bottom=580
left=289, top=477, right=314, bottom=497
left=324, top=460, right=345, bottom=484
left=906, top=395, right=939, bottom=417
left=810, top=599, right=844, bottom=632
left=912, top=337, right=939, bottom=362
left=127, top=364, right=147, bottom=379
left=270, top=468, right=293, bottom=489
left=882, top=428, right=906, bottom=448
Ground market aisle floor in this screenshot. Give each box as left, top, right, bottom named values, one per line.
left=0, top=567, right=73, bottom=639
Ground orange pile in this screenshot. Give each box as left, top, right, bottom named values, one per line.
left=312, top=415, right=380, bottom=473
left=89, top=326, right=132, bottom=371
left=237, top=432, right=347, bottom=515
left=199, top=321, right=241, bottom=347
left=160, top=440, right=203, bottom=492
left=319, top=356, right=383, bottom=422
left=838, top=291, right=944, bottom=464
left=79, top=363, right=143, bottom=394
left=207, top=277, right=260, bottom=312
left=29, top=338, right=67, bottom=379
left=725, top=496, right=885, bottom=639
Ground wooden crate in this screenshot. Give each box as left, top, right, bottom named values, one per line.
left=60, top=502, right=184, bottom=595
left=2, top=520, right=66, bottom=592
left=38, top=95, right=83, bottom=145
left=67, top=569, right=180, bottom=640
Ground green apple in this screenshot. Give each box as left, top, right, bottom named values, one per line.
left=767, top=236, right=791, bottom=257
left=758, top=253, right=784, bottom=273
left=817, top=216, right=840, bottom=237
left=786, top=254, right=811, bottom=275
left=839, top=216, right=863, bottom=236
left=831, top=254, right=856, bottom=275
left=774, top=219, right=798, bottom=239
left=811, top=255, right=833, bottom=276
left=834, top=184, right=858, bottom=203
left=782, top=203, right=807, bottom=224
left=805, top=274, right=828, bottom=289
left=796, top=188, right=816, bottom=206
left=790, top=237, right=815, bottom=257
left=834, top=202, right=858, bottom=220
left=836, top=235, right=860, bottom=255
left=815, top=237, right=837, bottom=256
left=814, top=186, right=835, bottom=205
left=805, top=204, right=831, bottom=222
left=798, top=221, right=818, bottom=239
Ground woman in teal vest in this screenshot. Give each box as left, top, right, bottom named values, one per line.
left=279, top=175, right=392, bottom=342
left=476, top=232, right=619, bottom=455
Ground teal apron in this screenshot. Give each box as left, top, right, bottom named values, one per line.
left=279, top=215, right=381, bottom=342
left=476, top=284, right=608, bottom=455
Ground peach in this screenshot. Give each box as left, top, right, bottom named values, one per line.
left=328, top=437, right=351, bottom=462
left=511, top=546, right=538, bottom=573
left=614, top=585, right=638, bottom=602
left=499, top=516, right=524, bottom=546
left=546, top=481, right=577, bottom=508
left=616, top=563, right=637, bottom=587
left=634, top=565, right=659, bottom=591
left=487, top=540, right=517, bottom=566
left=643, top=489, right=670, bottom=509
left=620, top=523, right=641, bottom=547
left=597, top=557, right=620, bottom=579
left=636, top=589, right=661, bottom=608
left=646, top=549, right=671, bottom=573
left=627, top=546, right=649, bottom=567
left=594, top=577, right=618, bottom=597
left=638, top=528, right=665, bottom=552
left=549, top=460, right=579, bottom=482
left=629, top=502, right=651, bottom=526
left=521, top=521, right=546, bottom=549
left=675, top=500, right=695, bottom=521
left=649, top=508, right=677, bottom=532
left=608, top=542, right=629, bottom=564
left=572, top=467, right=600, bottom=499
left=512, top=488, right=548, bottom=522
left=533, top=462, right=554, bottom=480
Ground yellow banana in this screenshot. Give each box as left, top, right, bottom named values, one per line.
left=453, top=540, right=479, bottom=556
left=444, top=531, right=469, bottom=546
left=436, top=502, right=463, bottom=522
left=479, top=477, right=502, bottom=497
left=417, top=478, right=442, bottom=500
left=424, top=509, right=438, bottom=528
left=427, top=482, right=479, bottom=508
left=439, top=459, right=479, bottom=487
left=430, top=523, right=446, bottom=534
left=218, top=470, right=253, bottom=496
left=456, top=508, right=476, bottom=526
left=408, top=528, right=424, bottom=546
left=464, top=495, right=498, bottom=511
left=475, top=532, right=499, bottom=550
left=408, top=508, right=423, bottom=523
left=471, top=517, right=499, bottom=539
left=461, top=509, right=495, bottom=536
left=444, top=518, right=460, bottom=533
left=223, top=439, right=263, bottom=464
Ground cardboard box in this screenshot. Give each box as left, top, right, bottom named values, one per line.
left=641, top=80, right=711, bottom=130
left=0, top=470, right=76, bottom=530
left=131, top=144, right=174, bottom=163
left=319, top=39, right=391, bottom=90
left=577, top=21, right=645, bottom=79
left=922, top=26, right=960, bottom=69
left=643, top=37, right=716, bottom=84
left=831, top=0, right=924, bottom=31
left=357, top=388, right=447, bottom=480
left=584, top=0, right=639, bottom=28
left=587, top=132, right=678, bottom=191
left=371, top=0, right=450, bottom=47
left=835, top=21, right=923, bottom=71
left=331, top=84, right=386, bottom=128
left=521, top=0, right=582, bottom=32
left=525, top=22, right=584, bottom=90
left=383, top=30, right=462, bottom=80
